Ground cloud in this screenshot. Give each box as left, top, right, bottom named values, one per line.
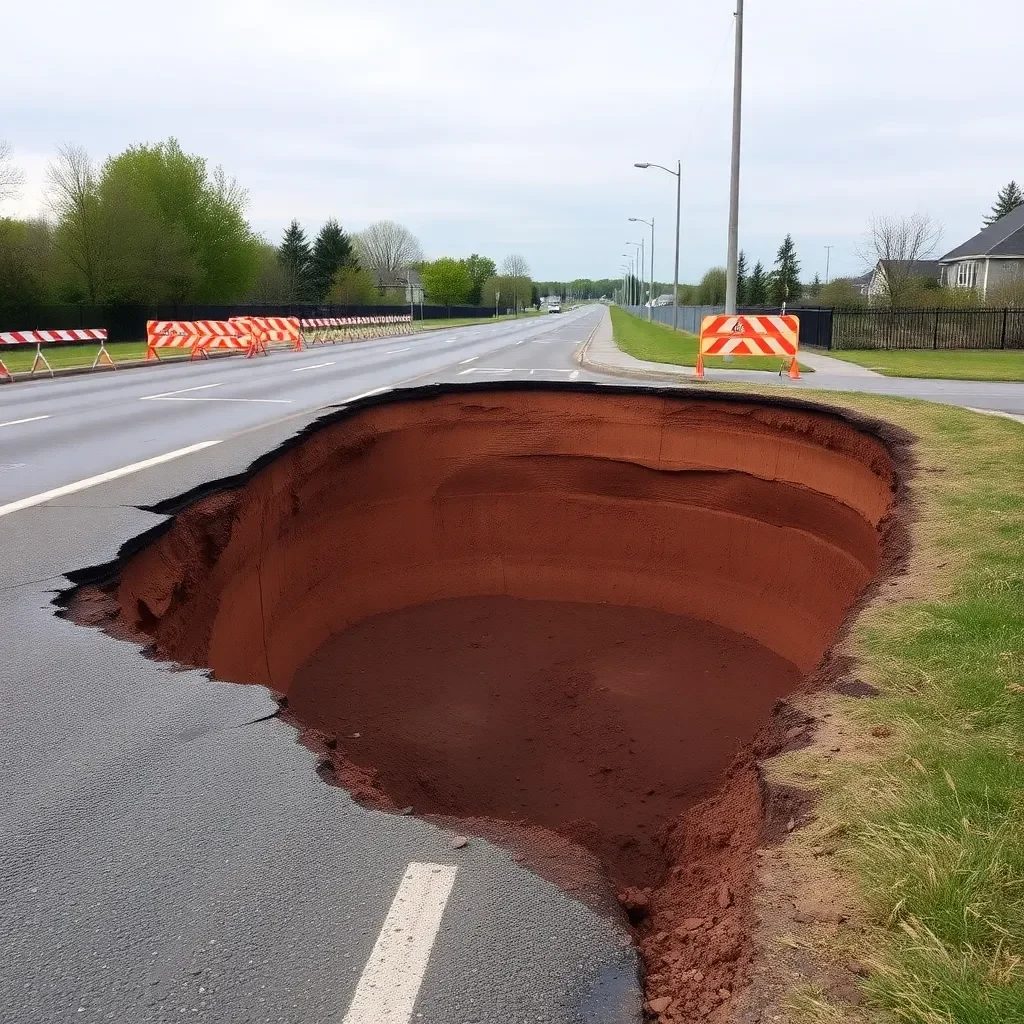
left=3, top=0, right=1022, bottom=282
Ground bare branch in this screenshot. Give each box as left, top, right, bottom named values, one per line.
left=45, top=143, right=103, bottom=302
left=356, top=220, right=424, bottom=276
left=858, top=213, right=943, bottom=307
left=0, top=139, right=26, bottom=206
left=500, top=253, right=530, bottom=280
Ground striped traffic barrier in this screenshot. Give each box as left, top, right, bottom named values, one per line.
left=696, top=314, right=801, bottom=379
left=146, top=320, right=253, bottom=361
left=230, top=316, right=301, bottom=356
left=0, top=328, right=112, bottom=382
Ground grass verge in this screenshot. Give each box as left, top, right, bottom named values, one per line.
left=827, top=348, right=1024, bottom=381
left=609, top=306, right=814, bottom=373
left=0, top=341, right=182, bottom=373
left=742, top=389, right=1024, bottom=1022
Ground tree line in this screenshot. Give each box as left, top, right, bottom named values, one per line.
left=0, top=138, right=534, bottom=313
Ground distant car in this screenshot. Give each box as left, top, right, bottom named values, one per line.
left=548, top=302, right=561, bottom=313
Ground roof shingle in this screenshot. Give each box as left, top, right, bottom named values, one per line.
left=940, top=205, right=1024, bottom=262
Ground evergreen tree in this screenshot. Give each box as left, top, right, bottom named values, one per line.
left=809, top=272, right=822, bottom=296
left=983, top=181, right=1024, bottom=227
left=768, top=234, right=802, bottom=306
left=747, top=261, right=768, bottom=305
left=736, top=250, right=748, bottom=305
left=309, top=219, right=354, bottom=302
left=278, top=219, right=312, bottom=301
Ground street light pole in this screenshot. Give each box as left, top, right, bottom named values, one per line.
left=724, top=0, right=745, bottom=315
left=635, top=160, right=681, bottom=331
left=627, top=241, right=643, bottom=311
left=629, top=216, right=655, bottom=321
left=824, top=245, right=834, bottom=285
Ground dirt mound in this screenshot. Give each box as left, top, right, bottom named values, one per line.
left=68, top=386, right=902, bottom=1021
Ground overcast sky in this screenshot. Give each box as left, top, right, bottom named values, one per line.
left=4, top=0, right=1022, bottom=284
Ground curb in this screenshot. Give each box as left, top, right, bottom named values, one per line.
left=575, top=315, right=701, bottom=387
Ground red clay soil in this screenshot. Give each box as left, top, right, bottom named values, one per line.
left=68, top=388, right=901, bottom=1022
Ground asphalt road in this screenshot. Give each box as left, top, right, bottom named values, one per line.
left=2, top=305, right=1023, bottom=1024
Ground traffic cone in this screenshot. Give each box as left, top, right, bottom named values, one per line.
left=787, top=356, right=801, bottom=380
left=694, top=351, right=705, bottom=379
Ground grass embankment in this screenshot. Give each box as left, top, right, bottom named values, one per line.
left=754, top=392, right=1024, bottom=1021
left=0, top=341, right=172, bottom=373
left=828, top=348, right=1024, bottom=381
left=610, top=306, right=813, bottom=373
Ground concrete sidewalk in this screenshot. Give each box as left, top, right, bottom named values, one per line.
left=578, top=308, right=881, bottom=382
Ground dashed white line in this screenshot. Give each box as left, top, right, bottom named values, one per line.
left=341, top=862, right=458, bottom=1024
left=291, top=361, right=335, bottom=372
left=343, top=386, right=390, bottom=403
left=158, top=397, right=293, bottom=404
left=0, top=415, right=51, bottom=429
left=386, top=347, right=411, bottom=355
left=458, top=356, right=478, bottom=365
left=570, top=369, right=580, bottom=380
left=0, top=441, right=223, bottom=519
left=139, top=382, right=225, bottom=401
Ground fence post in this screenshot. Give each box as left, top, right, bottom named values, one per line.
left=933, top=309, right=939, bottom=350
left=1001, top=308, right=1008, bottom=349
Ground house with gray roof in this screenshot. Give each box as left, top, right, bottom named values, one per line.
left=866, top=260, right=941, bottom=303
left=938, top=204, right=1024, bottom=299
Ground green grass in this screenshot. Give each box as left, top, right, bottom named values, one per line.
left=610, top=306, right=813, bottom=373
left=415, top=310, right=543, bottom=332
left=828, top=347, right=1024, bottom=381
left=0, top=341, right=186, bottom=373
left=766, top=393, right=1024, bottom=1022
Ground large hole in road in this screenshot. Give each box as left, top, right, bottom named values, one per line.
left=69, top=386, right=904, bottom=1020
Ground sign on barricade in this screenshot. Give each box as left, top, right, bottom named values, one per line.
left=696, top=314, right=801, bottom=379
left=0, top=328, right=112, bottom=382
left=146, top=320, right=252, bottom=361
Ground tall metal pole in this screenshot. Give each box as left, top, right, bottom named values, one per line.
left=673, top=161, right=680, bottom=330
left=824, top=245, right=834, bottom=284
left=724, top=0, right=744, bottom=315
left=649, top=218, right=655, bottom=321
left=640, top=237, right=645, bottom=311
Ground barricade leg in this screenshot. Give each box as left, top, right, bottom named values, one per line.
left=92, top=339, right=116, bottom=369
left=29, top=344, right=54, bottom=378
left=0, top=357, right=12, bottom=383
left=189, top=343, right=209, bottom=362
left=146, top=345, right=161, bottom=361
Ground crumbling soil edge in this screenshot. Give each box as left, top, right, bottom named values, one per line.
left=55, top=381, right=918, bottom=1023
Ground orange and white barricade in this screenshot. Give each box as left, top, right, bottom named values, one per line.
left=230, top=316, right=301, bottom=356
left=0, top=328, right=112, bottom=382
left=696, top=314, right=801, bottom=379
left=146, top=320, right=253, bottom=361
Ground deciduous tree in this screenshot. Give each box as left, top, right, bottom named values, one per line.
left=696, top=267, right=727, bottom=305
left=421, top=257, right=472, bottom=315
left=858, top=214, right=942, bottom=308
left=356, top=220, right=423, bottom=275
left=0, top=140, right=25, bottom=207
left=461, top=253, right=496, bottom=305
left=46, top=143, right=104, bottom=302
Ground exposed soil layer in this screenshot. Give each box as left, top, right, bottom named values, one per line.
left=68, top=387, right=902, bottom=1021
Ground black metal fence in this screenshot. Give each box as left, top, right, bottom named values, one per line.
left=830, top=308, right=1024, bottom=350
left=0, top=302, right=497, bottom=344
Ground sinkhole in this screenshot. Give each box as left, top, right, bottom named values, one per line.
left=69, top=385, right=903, bottom=1015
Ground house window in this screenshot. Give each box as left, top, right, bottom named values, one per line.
left=956, top=262, right=976, bottom=288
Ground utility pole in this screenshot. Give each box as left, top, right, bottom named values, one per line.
left=724, top=0, right=744, bottom=315
left=824, top=245, right=834, bottom=285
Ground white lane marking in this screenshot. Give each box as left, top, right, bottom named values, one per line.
left=155, top=397, right=293, bottom=404
left=0, top=415, right=51, bottom=429
left=458, top=356, right=477, bottom=365
left=139, top=382, right=225, bottom=401
left=343, top=386, right=390, bottom=403
left=291, top=361, right=336, bottom=372
left=570, top=370, right=580, bottom=380
left=342, top=862, right=458, bottom=1024
left=387, top=346, right=411, bottom=354
left=0, top=441, right=222, bottom=519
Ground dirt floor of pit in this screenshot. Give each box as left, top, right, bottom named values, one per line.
left=290, top=594, right=803, bottom=889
